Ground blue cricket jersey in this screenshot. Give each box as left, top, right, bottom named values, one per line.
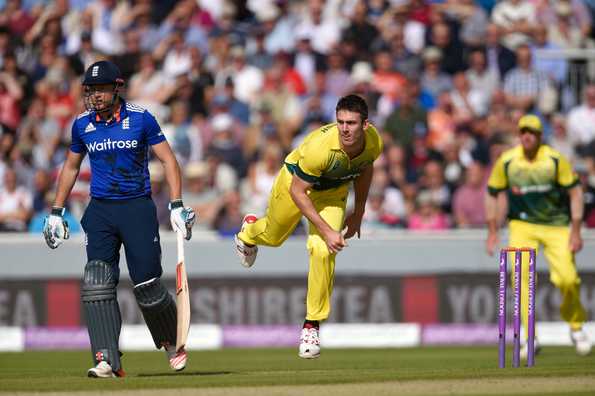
left=70, top=100, right=166, bottom=199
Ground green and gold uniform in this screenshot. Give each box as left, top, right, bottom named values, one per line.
left=238, top=123, right=383, bottom=321
left=488, top=144, right=586, bottom=334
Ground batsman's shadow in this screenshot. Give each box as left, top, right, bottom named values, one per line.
left=138, top=371, right=233, bottom=377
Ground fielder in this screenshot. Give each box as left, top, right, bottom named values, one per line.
left=42, top=61, right=195, bottom=377
left=485, top=114, right=592, bottom=358
left=235, top=95, right=383, bottom=358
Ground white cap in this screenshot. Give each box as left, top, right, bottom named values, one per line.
left=351, top=61, right=373, bottom=84
left=211, top=113, right=233, bottom=132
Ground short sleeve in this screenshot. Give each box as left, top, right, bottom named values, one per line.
left=487, top=155, right=508, bottom=195
left=70, top=121, right=86, bottom=154
left=144, top=111, right=166, bottom=146
left=557, top=155, right=579, bottom=188
left=295, top=142, right=327, bottom=182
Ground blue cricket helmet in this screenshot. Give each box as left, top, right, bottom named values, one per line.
left=82, top=60, right=124, bottom=86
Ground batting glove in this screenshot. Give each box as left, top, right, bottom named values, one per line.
left=43, top=207, right=70, bottom=249
left=169, top=199, right=196, bottom=240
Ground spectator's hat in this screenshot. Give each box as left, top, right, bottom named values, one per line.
left=422, top=47, right=442, bottom=62
left=212, top=113, right=233, bottom=132
left=185, top=161, right=209, bottom=179
left=518, top=114, right=542, bottom=134
left=351, top=62, right=373, bottom=84
left=555, top=1, right=572, bottom=17
left=255, top=5, right=279, bottom=22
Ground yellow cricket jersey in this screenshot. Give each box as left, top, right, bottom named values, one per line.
left=487, top=144, right=579, bottom=226
left=284, top=123, right=383, bottom=191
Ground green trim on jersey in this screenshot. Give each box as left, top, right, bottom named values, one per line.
left=487, top=145, right=579, bottom=226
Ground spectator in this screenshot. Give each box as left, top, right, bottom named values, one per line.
left=182, top=161, right=219, bottom=231
left=484, top=23, right=516, bottom=80
left=465, top=48, right=499, bottom=102
left=383, top=81, right=428, bottom=153
left=0, top=167, right=32, bottom=232
left=211, top=189, right=242, bottom=236
left=207, top=113, right=246, bottom=178
left=567, top=84, right=595, bottom=156
left=503, top=44, right=552, bottom=112
left=452, top=161, right=487, bottom=228
left=491, top=0, right=537, bottom=50
left=161, top=100, right=202, bottom=165
left=420, top=47, right=452, bottom=101
left=407, top=190, right=450, bottom=230
left=241, top=143, right=283, bottom=217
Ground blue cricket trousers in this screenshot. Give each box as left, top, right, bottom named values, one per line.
left=80, top=196, right=162, bottom=285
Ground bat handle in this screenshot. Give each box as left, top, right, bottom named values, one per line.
left=176, top=229, right=184, bottom=263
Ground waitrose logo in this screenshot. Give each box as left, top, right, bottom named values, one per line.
left=86, top=139, right=139, bottom=152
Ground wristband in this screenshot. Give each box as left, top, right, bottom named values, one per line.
left=51, top=206, right=65, bottom=216
left=169, top=199, right=183, bottom=210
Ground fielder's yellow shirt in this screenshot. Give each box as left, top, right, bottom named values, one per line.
left=487, top=144, right=579, bottom=226
left=285, top=123, right=383, bottom=191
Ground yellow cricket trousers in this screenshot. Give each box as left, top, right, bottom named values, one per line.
left=238, top=166, right=348, bottom=322
left=508, top=220, right=586, bottom=338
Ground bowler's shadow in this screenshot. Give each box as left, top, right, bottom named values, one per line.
left=138, top=371, right=232, bottom=377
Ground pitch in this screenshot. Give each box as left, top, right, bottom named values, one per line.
left=1, top=347, right=594, bottom=395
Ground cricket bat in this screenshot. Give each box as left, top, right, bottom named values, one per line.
left=175, top=230, right=190, bottom=352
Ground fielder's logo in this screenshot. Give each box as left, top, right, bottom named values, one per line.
left=84, top=123, right=96, bottom=133
left=122, top=117, right=129, bottom=130
left=91, top=65, right=99, bottom=77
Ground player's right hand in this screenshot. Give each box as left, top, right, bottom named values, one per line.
left=323, top=229, right=346, bottom=254
left=485, top=230, right=499, bottom=257
left=43, top=207, right=70, bottom=249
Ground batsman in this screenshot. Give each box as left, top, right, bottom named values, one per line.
left=485, top=114, right=592, bottom=358
left=235, top=95, right=383, bottom=358
left=42, top=61, right=195, bottom=377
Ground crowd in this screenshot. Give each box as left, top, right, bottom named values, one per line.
left=1, top=0, right=595, bottom=236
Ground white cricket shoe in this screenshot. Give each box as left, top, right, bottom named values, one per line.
left=571, top=329, right=592, bottom=356
left=87, top=361, right=117, bottom=378
left=520, top=337, right=541, bottom=361
left=298, top=327, right=321, bottom=359
left=165, top=345, right=187, bottom=371
left=235, top=214, right=258, bottom=268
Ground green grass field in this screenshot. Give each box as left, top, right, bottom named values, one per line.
left=1, top=347, right=595, bottom=395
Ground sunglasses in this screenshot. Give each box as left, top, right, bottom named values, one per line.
left=520, top=128, right=541, bottom=135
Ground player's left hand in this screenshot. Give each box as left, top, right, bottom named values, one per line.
left=569, top=228, right=583, bottom=253
left=169, top=200, right=196, bottom=240
left=42, top=207, right=70, bottom=249
left=343, top=211, right=363, bottom=239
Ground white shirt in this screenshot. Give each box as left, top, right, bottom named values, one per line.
left=491, top=0, right=537, bottom=49
left=567, top=105, right=595, bottom=146
left=233, top=65, right=264, bottom=105
left=0, top=187, right=32, bottom=231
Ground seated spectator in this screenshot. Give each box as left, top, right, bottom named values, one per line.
left=240, top=143, right=283, bottom=217
left=465, top=48, right=499, bottom=103
left=418, top=160, right=452, bottom=213
left=407, top=191, right=450, bottom=230
left=452, top=162, right=487, bottom=228
left=29, top=193, right=81, bottom=234
left=161, top=100, right=202, bottom=165
left=211, top=189, right=243, bottom=237
left=491, top=0, right=537, bottom=50
left=0, top=167, right=32, bottom=232
left=362, top=187, right=403, bottom=232
left=567, top=84, right=595, bottom=156
left=182, top=161, right=219, bottom=231
left=420, top=47, right=452, bottom=101
left=503, top=44, right=552, bottom=112
left=206, top=113, right=247, bottom=178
